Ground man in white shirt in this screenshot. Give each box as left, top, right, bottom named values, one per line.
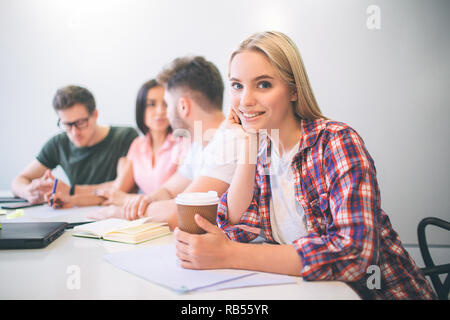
left=116, top=56, right=239, bottom=229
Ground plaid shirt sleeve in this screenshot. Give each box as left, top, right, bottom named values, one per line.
left=217, top=174, right=264, bottom=243
left=292, top=127, right=379, bottom=282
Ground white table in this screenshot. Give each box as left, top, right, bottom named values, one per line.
left=0, top=205, right=359, bottom=300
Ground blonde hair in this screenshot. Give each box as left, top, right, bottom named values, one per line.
left=229, top=31, right=325, bottom=121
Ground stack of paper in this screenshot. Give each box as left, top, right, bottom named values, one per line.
left=104, top=244, right=296, bottom=293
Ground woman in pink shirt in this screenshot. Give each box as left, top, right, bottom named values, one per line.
left=100, top=79, right=183, bottom=208
left=113, top=79, right=180, bottom=196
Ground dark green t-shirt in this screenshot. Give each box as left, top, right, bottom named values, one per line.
left=36, top=126, right=138, bottom=185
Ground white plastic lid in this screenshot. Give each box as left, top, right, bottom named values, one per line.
left=175, top=191, right=219, bottom=206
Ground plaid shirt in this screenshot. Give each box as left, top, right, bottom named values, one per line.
left=217, top=119, right=436, bottom=300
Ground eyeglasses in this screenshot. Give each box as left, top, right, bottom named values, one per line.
left=57, top=116, right=90, bottom=131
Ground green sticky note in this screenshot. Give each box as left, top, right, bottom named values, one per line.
left=6, top=209, right=24, bottom=219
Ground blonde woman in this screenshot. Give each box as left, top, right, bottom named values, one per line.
left=174, top=31, right=436, bottom=300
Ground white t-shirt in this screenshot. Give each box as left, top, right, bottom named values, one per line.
left=269, top=140, right=308, bottom=244
left=177, top=121, right=240, bottom=184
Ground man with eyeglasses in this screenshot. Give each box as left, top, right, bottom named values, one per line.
left=11, top=85, right=138, bottom=204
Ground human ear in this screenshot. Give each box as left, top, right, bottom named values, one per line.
left=91, top=109, right=99, bottom=121
left=178, top=97, right=190, bottom=117
left=290, top=88, right=298, bottom=102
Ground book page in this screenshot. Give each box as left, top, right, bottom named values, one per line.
left=111, top=222, right=168, bottom=235
left=103, top=227, right=171, bottom=244
left=73, top=218, right=131, bottom=237
left=114, top=217, right=157, bottom=230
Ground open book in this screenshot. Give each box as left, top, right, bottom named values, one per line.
left=72, top=217, right=171, bottom=244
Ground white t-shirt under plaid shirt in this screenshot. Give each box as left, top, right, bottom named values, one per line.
left=269, top=140, right=308, bottom=244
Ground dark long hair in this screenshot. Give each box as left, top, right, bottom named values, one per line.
left=135, top=79, right=171, bottom=135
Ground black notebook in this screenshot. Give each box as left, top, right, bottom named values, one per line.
left=0, top=222, right=67, bottom=249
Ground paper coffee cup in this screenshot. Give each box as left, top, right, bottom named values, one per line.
left=175, top=191, right=219, bottom=234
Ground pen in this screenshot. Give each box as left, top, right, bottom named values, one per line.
left=50, top=178, right=58, bottom=207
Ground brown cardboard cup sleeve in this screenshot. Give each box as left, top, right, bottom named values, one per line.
left=176, top=203, right=218, bottom=234
left=175, top=191, right=219, bottom=234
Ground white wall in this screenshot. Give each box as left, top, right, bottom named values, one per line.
left=1, top=0, right=449, bottom=245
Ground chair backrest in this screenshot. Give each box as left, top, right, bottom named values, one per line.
left=417, top=217, right=450, bottom=300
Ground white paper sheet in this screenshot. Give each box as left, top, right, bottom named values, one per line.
left=104, top=244, right=296, bottom=293
left=0, top=205, right=96, bottom=224
left=201, top=271, right=296, bottom=292
left=0, top=191, right=14, bottom=197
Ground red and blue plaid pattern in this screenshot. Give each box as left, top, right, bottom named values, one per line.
left=217, top=119, right=436, bottom=300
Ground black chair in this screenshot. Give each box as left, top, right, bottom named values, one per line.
left=417, top=217, right=450, bottom=300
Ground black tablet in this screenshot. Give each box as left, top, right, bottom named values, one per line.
left=0, top=222, right=67, bottom=249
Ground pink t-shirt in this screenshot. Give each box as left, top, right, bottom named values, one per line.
left=126, top=133, right=181, bottom=194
